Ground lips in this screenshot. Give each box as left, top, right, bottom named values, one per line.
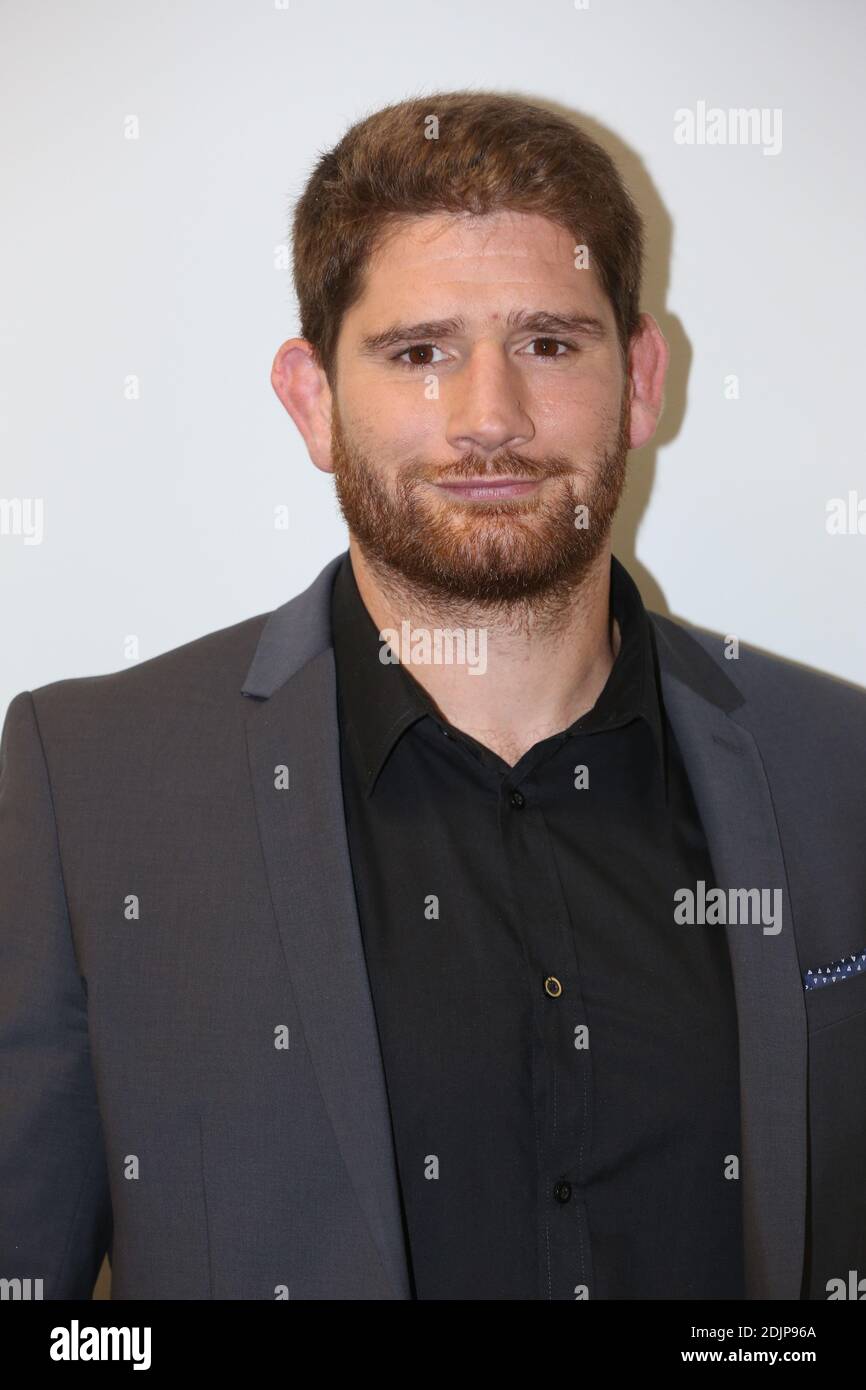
left=434, top=478, right=541, bottom=499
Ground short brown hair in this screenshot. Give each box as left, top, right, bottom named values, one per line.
left=291, top=90, right=644, bottom=385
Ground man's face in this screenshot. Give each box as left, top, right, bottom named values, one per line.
left=329, top=210, right=632, bottom=605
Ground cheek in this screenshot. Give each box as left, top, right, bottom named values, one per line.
left=529, top=354, right=622, bottom=421
left=364, top=389, right=445, bottom=456
left=532, top=383, right=618, bottom=444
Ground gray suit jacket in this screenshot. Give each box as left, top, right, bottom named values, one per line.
left=2, top=551, right=865, bottom=1300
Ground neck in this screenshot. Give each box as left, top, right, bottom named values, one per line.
left=348, top=538, right=621, bottom=768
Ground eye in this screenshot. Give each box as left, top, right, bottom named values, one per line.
left=389, top=337, right=577, bottom=370
left=391, top=343, right=449, bottom=369
left=523, top=337, right=575, bottom=359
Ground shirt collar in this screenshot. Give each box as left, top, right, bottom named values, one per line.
left=331, top=550, right=666, bottom=798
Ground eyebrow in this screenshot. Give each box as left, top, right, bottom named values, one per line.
left=358, top=309, right=608, bottom=355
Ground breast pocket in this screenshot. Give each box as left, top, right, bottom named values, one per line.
left=804, top=956, right=866, bottom=1034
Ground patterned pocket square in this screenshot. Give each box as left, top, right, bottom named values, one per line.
left=804, top=949, right=866, bottom=991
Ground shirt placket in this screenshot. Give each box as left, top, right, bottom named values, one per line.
left=498, top=754, right=595, bottom=1301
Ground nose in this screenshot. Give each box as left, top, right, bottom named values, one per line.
left=445, top=340, right=535, bottom=458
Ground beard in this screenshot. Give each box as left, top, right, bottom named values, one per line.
left=330, top=390, right=630, bottom=611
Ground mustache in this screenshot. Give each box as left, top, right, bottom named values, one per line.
left=418, top=453, right=575, bottom=485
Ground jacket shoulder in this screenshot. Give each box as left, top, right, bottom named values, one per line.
left=7, top=553, right=346, bottom=746
left=650, top=609, right=866, bottom=723
left=16, top=609, right=271, bottom=733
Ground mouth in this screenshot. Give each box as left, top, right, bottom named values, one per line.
left=432, top=477, right=542, bottom=501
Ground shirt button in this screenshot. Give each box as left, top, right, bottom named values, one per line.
left=553, top=1180, right=572, bottom=1204
left=544, top=975, right=563, bottom=998
left=509, top=789, right=525, bottom=808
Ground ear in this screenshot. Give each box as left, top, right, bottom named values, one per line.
left=625, top=313, right=669, bottom=451
left=270, top=338, right=335, bottom=474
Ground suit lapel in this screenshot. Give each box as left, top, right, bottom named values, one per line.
left=241, top=557, right=412, bottom=1299
left=652, top=616, right=807, bottom=1300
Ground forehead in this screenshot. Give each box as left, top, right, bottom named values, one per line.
left=354, top=209, right=609, bottom=314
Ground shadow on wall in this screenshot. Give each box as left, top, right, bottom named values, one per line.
left=515, top=92, right=688, bottom=620
left=517, top=93, right=864, bottom=697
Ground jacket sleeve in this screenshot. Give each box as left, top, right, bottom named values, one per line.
left=0, top=691, right=112, bottom=1298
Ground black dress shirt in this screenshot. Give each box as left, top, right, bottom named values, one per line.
left=331, top=551, right=744, bottom=1300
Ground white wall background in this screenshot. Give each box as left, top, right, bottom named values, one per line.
left=2, top=0, right=865, bottom=720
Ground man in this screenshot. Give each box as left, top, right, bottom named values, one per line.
left=1, top=91, right=865, bottom=1302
